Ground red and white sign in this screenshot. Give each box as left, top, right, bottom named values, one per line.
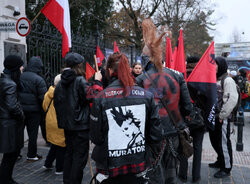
left=16, top=17, right=31, bottom=37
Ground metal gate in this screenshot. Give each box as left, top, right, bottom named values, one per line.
left=27, top=19, right=139, bottom=86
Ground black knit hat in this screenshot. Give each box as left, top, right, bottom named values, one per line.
left=65, top=52, right=85, bottom=67
left=4, top=55, right=24, bottom=72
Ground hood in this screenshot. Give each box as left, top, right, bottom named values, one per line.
left=215, top=57, right=228, bottom=78
left=47, top=86, right=55, bottom=99
left=61, top=68, right=76, bottom=86
left=26, top=57, right=43, bottom=73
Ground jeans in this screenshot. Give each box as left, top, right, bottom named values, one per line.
left=63, top=130, right=89, bottom=184
left=0, top=150, right=20, bottom=184
left=44, top=144, right=65, bottom=172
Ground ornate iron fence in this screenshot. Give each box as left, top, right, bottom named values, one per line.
left=27, top=19, right=140, bottom=86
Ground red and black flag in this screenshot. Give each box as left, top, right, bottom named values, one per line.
left=187, top=41, right=217, bottom=130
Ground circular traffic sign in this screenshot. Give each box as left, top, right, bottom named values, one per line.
left=16, top=17, right=31, bottom=37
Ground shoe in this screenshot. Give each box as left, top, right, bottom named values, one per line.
left=42, top=165, right=53, bottom=170
left=208, top=161, right=220, bottom=168
left=17, top=154, right=22, bottom=161
left=214, top=170, right=230, bottom=178
left=27, top=154, right=43, bottom=161
left=192, top=177, right=201, bottom=183
left=178, top=175, right=187, bottom=183
left=55, top=171, right=63, bottom=175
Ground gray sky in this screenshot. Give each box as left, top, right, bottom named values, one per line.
left=211, top=0, right=250, bottom=43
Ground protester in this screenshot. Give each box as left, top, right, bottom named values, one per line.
left=208, top=57, right=238, bottom=178
left=19, top=56, right=47, bottom=161
left=90, top=53, right=164, bottom=184
left=237, top=69, right=248, bottom=109
left=53, top=52, right=102, bottom=184
left=178, top=56, right=205, bottom=183
left=132, top=62, right=142, bottom=77
left=42, top=74, right=65, bottom=175
left=0, top=55, right=25, bottom=184
left=136, top=18, right=193, bottom=184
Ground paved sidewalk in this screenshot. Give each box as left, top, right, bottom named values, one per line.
left=1, top=113, right=250, bottom=183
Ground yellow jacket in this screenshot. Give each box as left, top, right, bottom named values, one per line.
left=43, top=86, right=66, bottom=147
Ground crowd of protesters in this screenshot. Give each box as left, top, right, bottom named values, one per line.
left=0, top=18, right=249, bottom=184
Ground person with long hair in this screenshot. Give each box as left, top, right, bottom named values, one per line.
left=53, top=52, right=102, bottom=184
left=132, top=62, right=142, bottom=78
left=90, top=53, right=164, bottom=184
left=136, top=18, right=193, bottom=184
left=0, top=55, right=25, bottom=184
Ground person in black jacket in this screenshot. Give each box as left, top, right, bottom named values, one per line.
left=54, top=52, right=102, bottom=184
left=90, top=53, right=164, bottom=184
left=19, top=56, right=47, bottom=161
left=0, top=55, right=25, bottom=184
left=178, top=56, right=205, bottom=183
left=136, top=18, right=193, bottom=184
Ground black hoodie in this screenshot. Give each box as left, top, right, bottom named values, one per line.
left=215, top=57, right=228, bottom=79
left=19, top=57, right=47, bottom=112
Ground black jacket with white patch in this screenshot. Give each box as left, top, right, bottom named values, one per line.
left=90, top=79, right=164, bottom=171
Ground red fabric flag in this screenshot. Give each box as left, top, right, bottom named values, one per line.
left=174, top=29, right=186, bottom=79
left=187, top=41, right=217, bottom=130
left=114, top=41, right=120, bottom=53
left=165, top=37, right=172, bottom=68
left=86, top=62, right=95, bottom=81
left=171, top=46, right=177, bottom=69
left=96, top=45, right=105, bottom=67
left=41, top=0, right=71, bottom=58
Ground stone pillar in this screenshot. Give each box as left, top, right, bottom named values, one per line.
left=0, top=0, right=27, bottom=72
left=0, top=0, right=28, bottom=141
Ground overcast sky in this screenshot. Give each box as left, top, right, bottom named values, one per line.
left=211, top=0, right=250, bottom=43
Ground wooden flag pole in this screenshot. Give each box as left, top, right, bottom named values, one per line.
left=94, top=55, right=99, bottom=72
left=31, top=11, right=42, bottom=24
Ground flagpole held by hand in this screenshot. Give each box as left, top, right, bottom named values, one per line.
left=94, top=55, right=99, bottom=72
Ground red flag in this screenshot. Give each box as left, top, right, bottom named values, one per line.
left=86, top=62, right=95, bottom=81
left=96, top=45, right=105, bottom=67
left=165, top=37, right=172, bottom=68
left=41, top=0, right=71, bottom=58
left=114, top=41, right=120, bottom=53
left=187, top=41, right=217, bottom=130
left=171, top=46, right=177, bottom=69
left=174, top=29, right=186, bottom=79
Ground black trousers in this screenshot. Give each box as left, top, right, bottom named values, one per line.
left=0, top=150, right=20, bottom=184
left=63, top=130, right=89, bottom=184
left=148, top=136, right=179, bottom=184
left=178, top=128, right=204, bottom=181
left=209, top=118, right=233, bottom=173
left=24, top=111, right=41, bottom=158
left=44, top=144, right=65, bottom=172
left=100, top=173, right=145, bottom=184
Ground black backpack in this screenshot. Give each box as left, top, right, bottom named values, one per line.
left=221, top=75, right=242, bottom=114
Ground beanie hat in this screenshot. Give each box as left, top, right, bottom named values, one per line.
left=4, top=55, right=24, bottom=72
left=54, top=74, right=61, bottom=86
left=65, top=52, right=85, bottom=67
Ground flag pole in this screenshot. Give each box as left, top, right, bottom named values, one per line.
left=94, top=55, right=99, bottom=72
left=31, top=11, right=42, bottom=24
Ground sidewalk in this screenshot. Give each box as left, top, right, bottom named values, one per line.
left=3, top=113, right=250, bottom=184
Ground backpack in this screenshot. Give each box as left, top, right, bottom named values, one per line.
left=221, top=75, right=242, bottom=114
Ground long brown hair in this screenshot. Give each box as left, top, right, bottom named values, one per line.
left=71, top=63, right=85, bottom=76
left=106, top=53, right=134, bottom=95
left=142, top=18, right=166, bottom=72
